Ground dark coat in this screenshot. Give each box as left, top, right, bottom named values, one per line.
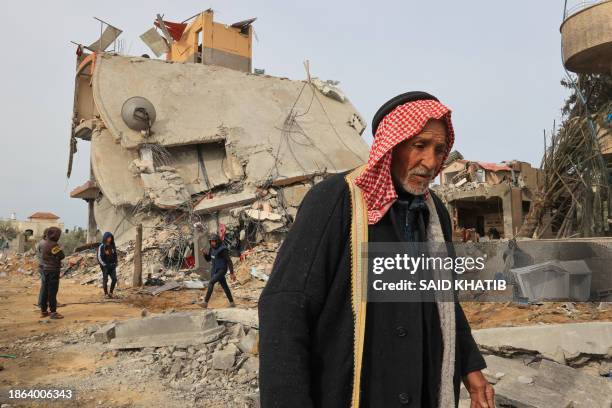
left=97, top=232, right=118, bottom=268
left=204, top=244, right=234, bottom=276
left=258, top=173, right=485, bottom=408
left=40, top=227, right=65, bottom=272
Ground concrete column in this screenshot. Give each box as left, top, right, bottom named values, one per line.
left=133, top=224, right=143, bottom=287
left=502, top=189, right=514, bottom=239
left=87, top=199, right=97, bottom=243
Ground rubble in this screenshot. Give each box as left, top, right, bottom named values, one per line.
left=69, top=50, right=369, bottom=246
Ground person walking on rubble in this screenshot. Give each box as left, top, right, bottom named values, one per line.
left=97, top=232, right=118, bottom=299
left=40, top=227, right=65, bottom=319
left=201, top=234, right=236, bottom=309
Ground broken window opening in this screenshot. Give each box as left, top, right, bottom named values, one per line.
left=196, top=29, right=203, bottom=63
left=454, top=196, right=504, bottom=238
left=522, top=201, right=531, bottom=219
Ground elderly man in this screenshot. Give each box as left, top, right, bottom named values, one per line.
left=259, top=92, right=494, bottom=408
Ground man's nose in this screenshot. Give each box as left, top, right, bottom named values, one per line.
left=420, top=148, right=439, bottom=172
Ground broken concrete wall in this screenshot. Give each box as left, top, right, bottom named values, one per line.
left=91, top=128, right=144, bottom=206
left=91, top=54, right=368, bottom=182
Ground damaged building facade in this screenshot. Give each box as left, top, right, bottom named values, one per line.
left=67, top=11, right=369, bottom=263
left=433, top=153, right=544, bottom=240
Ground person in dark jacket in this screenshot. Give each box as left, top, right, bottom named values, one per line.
left=201, top=234, right=236, bottom=309
left=40, top=226, right=65, bottom=319
left=97, top=232, right=118, bottom=298
left=259, top=92, right=493, bottom=408
left=36, top=228, right=49, bottom=309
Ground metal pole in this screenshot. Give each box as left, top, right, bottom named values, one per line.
left=133, top=224, right=143, bottom=287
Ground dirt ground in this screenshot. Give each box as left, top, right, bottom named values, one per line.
left=0, top=270, right=258, bottom=408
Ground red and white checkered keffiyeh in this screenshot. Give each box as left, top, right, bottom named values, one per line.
left=354, top=99, right=455, bottom=224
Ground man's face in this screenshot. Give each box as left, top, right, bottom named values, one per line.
left=210, top=239, right=218, bottom=248
left=390, top=119, right=448, bottom=195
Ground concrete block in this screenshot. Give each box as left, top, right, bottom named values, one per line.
left=212, top=349, right=236, bottom=370
left=238, top=329, right=259, bottom=354
left=280, top=184, right=310, bottom=207
left=242, top=356, right=259, bottom=373
left=93, top=323, right=116, bottom=344
left=213, top=308, right=259, bottom=328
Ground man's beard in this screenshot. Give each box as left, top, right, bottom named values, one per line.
left=396, top=166, right=434, bottom=195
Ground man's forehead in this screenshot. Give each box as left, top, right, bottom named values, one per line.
left=410, top=121, right=448, bottom=141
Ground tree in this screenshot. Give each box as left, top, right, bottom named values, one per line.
left=0, top=221, right=18, bottom=241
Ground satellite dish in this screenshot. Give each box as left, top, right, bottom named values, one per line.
left=121, top=96, right=156, bottom=131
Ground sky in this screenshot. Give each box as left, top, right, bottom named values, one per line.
left=0, top=0, right=574, bottom=228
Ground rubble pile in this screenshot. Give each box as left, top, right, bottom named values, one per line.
left=92, top=310, right=261, bottom=407
left=458, top=323, right=612, bottom=407
left=0, top=253, right=35, bottom=277
left=149, top=321, right=260, bottom=406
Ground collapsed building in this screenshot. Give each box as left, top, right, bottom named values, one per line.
left=433, top=153, right=544, bottom=240
left=66, top=10, right=369, bottom=268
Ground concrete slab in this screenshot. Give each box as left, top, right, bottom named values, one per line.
left=108, top=311, right=224, bottom=350
left=194, top=191, right=258, bottom=214
left=213, top=308, right=259, bottom=329
left=484, top=355, right=612, bottom=407
left=473, top=322, right=612, bottom=361
left=534, top=359, right=612, bottom=407
left=92, top=54, right=369, bottom=184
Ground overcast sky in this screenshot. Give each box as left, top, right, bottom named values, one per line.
left=0, top=0, right=574, bottom=228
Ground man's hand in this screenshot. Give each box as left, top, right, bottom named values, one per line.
left=229, top=272, right=237, bottom=283
left=463, top=370, right=495, bottom=408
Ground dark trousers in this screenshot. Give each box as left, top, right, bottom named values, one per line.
left=101, top=265, right=117, bottom=294
left=205, top=271, right=234, bottom=303
left=38, top=267, right=45, bottom=307
left=40, top=270, right=60, bottom=313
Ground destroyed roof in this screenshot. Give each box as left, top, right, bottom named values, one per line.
left=473, top=161, right=512, bottom=172
left=89, top=54, right=370, bottom=208
left=443, top=160, right=512, bottom=172
left=28, top=212, right=60, bottom=220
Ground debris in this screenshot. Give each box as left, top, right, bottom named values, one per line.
left=142, top=281, right=182, bottom=296
left=311, top=78, right=346, bottom=102
left=182, top=280, right=206, bottom=289
left=250, top=267, right=269, bottom=282
left=237, top=330, right=259, bottom=355
left=212, top=348, right=236, bottom=370
left=244, top=209, right=282, bottom=222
